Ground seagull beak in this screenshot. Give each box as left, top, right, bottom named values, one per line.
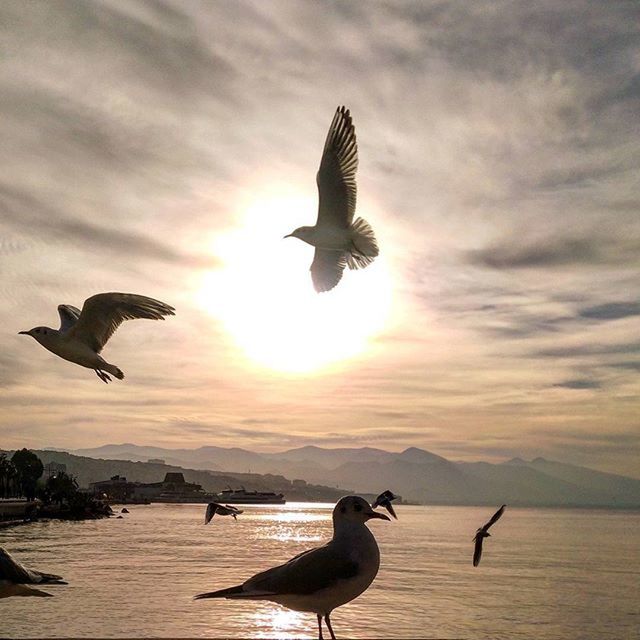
left=367, top=509, right=391, bottom=521
left=283, top=234, right=292, bottom=239
left=18, top=330, right=29, bottom=335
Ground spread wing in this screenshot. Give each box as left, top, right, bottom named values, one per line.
left=243, top=543, right=359, bottom=596
left=205, top=504, right=219, bottom=524
left=68, top=293, right=175, bottom=353
left=316, top=106, right=358, bottom=229
left=472, top=535, right=484, bottom=567
left=57, top=305, right=81, bottom=333
left=310, top=249, right=347, bottom=293
left=485, top=504, right=506, bottom=531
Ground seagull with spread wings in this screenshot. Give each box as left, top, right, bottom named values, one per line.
left=0, top=547, right=66, bottom=598
left=284, top=106, right=379, bottom=293
left=204, top=502, right=243, bottom=524
left=196, top=496, right=389, bottom=640
left=19, top=292, right=175, bottom=383
left=473, top=504, right=506, bottom=567
left=371, top=489, right=399, bottom=519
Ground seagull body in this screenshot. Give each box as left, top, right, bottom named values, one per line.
left=473, top=504, right=506, bottom=567
left=196, top=496, right=389, bottom=639
left=371, top=489, right=398, bottom=519
left=204, top=502, right=243, bottom=524
left=0, top=547, right=66, bottom=598
left=19, top=292, right=175, bottom=383
left=285, top=106, right=379, bottom=293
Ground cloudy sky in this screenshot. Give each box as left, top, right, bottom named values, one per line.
left=1, top=0, right=638, bottom=477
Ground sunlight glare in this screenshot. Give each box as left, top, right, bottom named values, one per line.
left=197, top=187, right=392, bottom=373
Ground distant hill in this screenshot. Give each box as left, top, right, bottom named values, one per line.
left=57, top=443, right=640, bottom=508
left=0, top=449, right=351, bottom=503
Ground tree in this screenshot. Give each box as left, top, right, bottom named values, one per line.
left=11, top=449, right=44, bottom=501
left=0, top=453, right=18, bottom=498
left=45, top=471, right=79, bottom=506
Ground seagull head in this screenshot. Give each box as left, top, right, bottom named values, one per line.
left=334, top=496, right=390, bottom=528
left=18, top=327, right=54, bottom=344
left=283, top=226, right=314, bottom=244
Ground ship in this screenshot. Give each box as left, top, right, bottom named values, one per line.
left=213, top=486, right=286, bottom=505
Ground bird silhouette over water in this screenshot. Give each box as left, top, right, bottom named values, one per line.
left=284, top=106, right=379, bottom=292
left=473, top=504, right=506, bottom=567
left=0, top=547, right=66, bottom=598
left=204, top=503, right=243, bottom=523
left=195, top=496, right=389, bottom=639
left=371, top=489, right=398, bottom=519
left=19, top=292, right=175, bottom=383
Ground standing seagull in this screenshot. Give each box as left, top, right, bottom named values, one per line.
left=195, top=496, right=389, bottom=639
left=284, top=106, right=379, bottom=292
left=19, top=292, right=175, bottom=383
left=0, top=547, right=66, bottom=598
left=204, top=503, right=243, bottom=524
left=472, top=504, right=506, bottom=567
left=371, top=490, right=398, bottom=520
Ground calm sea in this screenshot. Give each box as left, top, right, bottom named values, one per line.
left=1, top=503, right=638, bottom=639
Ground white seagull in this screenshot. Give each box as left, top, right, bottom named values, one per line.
left=19, top=292, right=175, bottom=383
left=284, top=106, right=379, bottom=293
left=0, top=547, right=66, bottom=598
left=204, top=502, right=243, bottom=524
left=195, top=496, right=390, bottom=639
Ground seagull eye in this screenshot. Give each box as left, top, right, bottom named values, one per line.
left=354, top=503, right=363, bottom=512
left=35, top=329, right=40, bottom=334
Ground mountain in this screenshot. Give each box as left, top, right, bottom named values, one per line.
left=51, top=443, right=640, bottom=508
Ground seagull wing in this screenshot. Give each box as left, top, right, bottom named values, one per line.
left=382, top=501, right=397, bottom=519
left=0, top=549, right=65, bottom=584
left=205, top=504, right=219, bottom=524
left=484, top=504, right=506, bottom=531
left=310, top=249, right=347, bottom=293
left=57, top=305, right=81, bottom=333
left=68, top=293, right=175, bottom=353
left=472, top=534, right=484, bottom=567
left=196, top=543, right=359, bottom=600
left=316, top=106, right=358, bottom=229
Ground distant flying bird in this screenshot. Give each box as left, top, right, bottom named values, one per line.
left=204, top=503, right=243, bottom=524
left=473, top=504, right=506, bottom=567
left=19, top=292, right=175, bottom=383
left=284, top=106, right=379, bottom=292
left=371, top=490, right=398, bottom=519
left=0, top=547, right=66, bottom=598
left=196, top=496, right=389, bottom=640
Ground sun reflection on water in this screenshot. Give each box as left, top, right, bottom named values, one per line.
left=252, top=606, right=308, bottom=639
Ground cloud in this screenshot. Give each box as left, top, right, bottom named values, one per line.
left=578, top=302, right=640, bottom=321
left=552, top=379, right=601, bottom=390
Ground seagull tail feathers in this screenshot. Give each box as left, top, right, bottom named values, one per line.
left=194, top=585, right=244, bottom=600
left=348, top=217, right=379, bottom=270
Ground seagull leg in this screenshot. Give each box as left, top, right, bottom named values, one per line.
left=325, top=613, right=337, bottom=640
left=317, top=614, right=324, bottom=640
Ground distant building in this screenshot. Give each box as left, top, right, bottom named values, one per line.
left=148, top=458, right=165, bottom=464
left=89, top=472, right=206, bottom=502
left=44, top=462, right=67, bottom=478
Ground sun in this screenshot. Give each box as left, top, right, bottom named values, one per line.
left=196, top=185, right=392, bottom=374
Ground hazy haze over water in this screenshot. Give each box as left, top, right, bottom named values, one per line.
left=1, top=503, right=638, bottom=638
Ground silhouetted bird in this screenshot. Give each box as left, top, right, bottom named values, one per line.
left=204, top=503, right=243, bottom=524
left=473, top=504, right=506, bottom=567
left=195, top=496, right=389, bottom=640
left=0, top=547, right=66, bottom=598
left=284, top=106, right=379, bottom=292
left=19, top=292, right=174, bottom=383
left=371, top=490, right=398, bottom=519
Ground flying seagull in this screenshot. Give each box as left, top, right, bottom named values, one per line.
left=473, top=504, right=506, bottom=567
left=19, top=292, right=175, bottom=383
left=204, top=502, right=243, bottom=524
left=0, top=547, right=66, bottom=598
left=195, top=496, right=390, bottom=640
left=284, top=106, right=379, bottom=293
left=371, top=490, right=398, bottom=519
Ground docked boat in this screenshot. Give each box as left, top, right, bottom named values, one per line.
left=213, top=487, right=286, bottom=505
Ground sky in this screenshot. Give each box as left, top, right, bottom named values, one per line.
left=0, top=0, right=638, bottom=477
